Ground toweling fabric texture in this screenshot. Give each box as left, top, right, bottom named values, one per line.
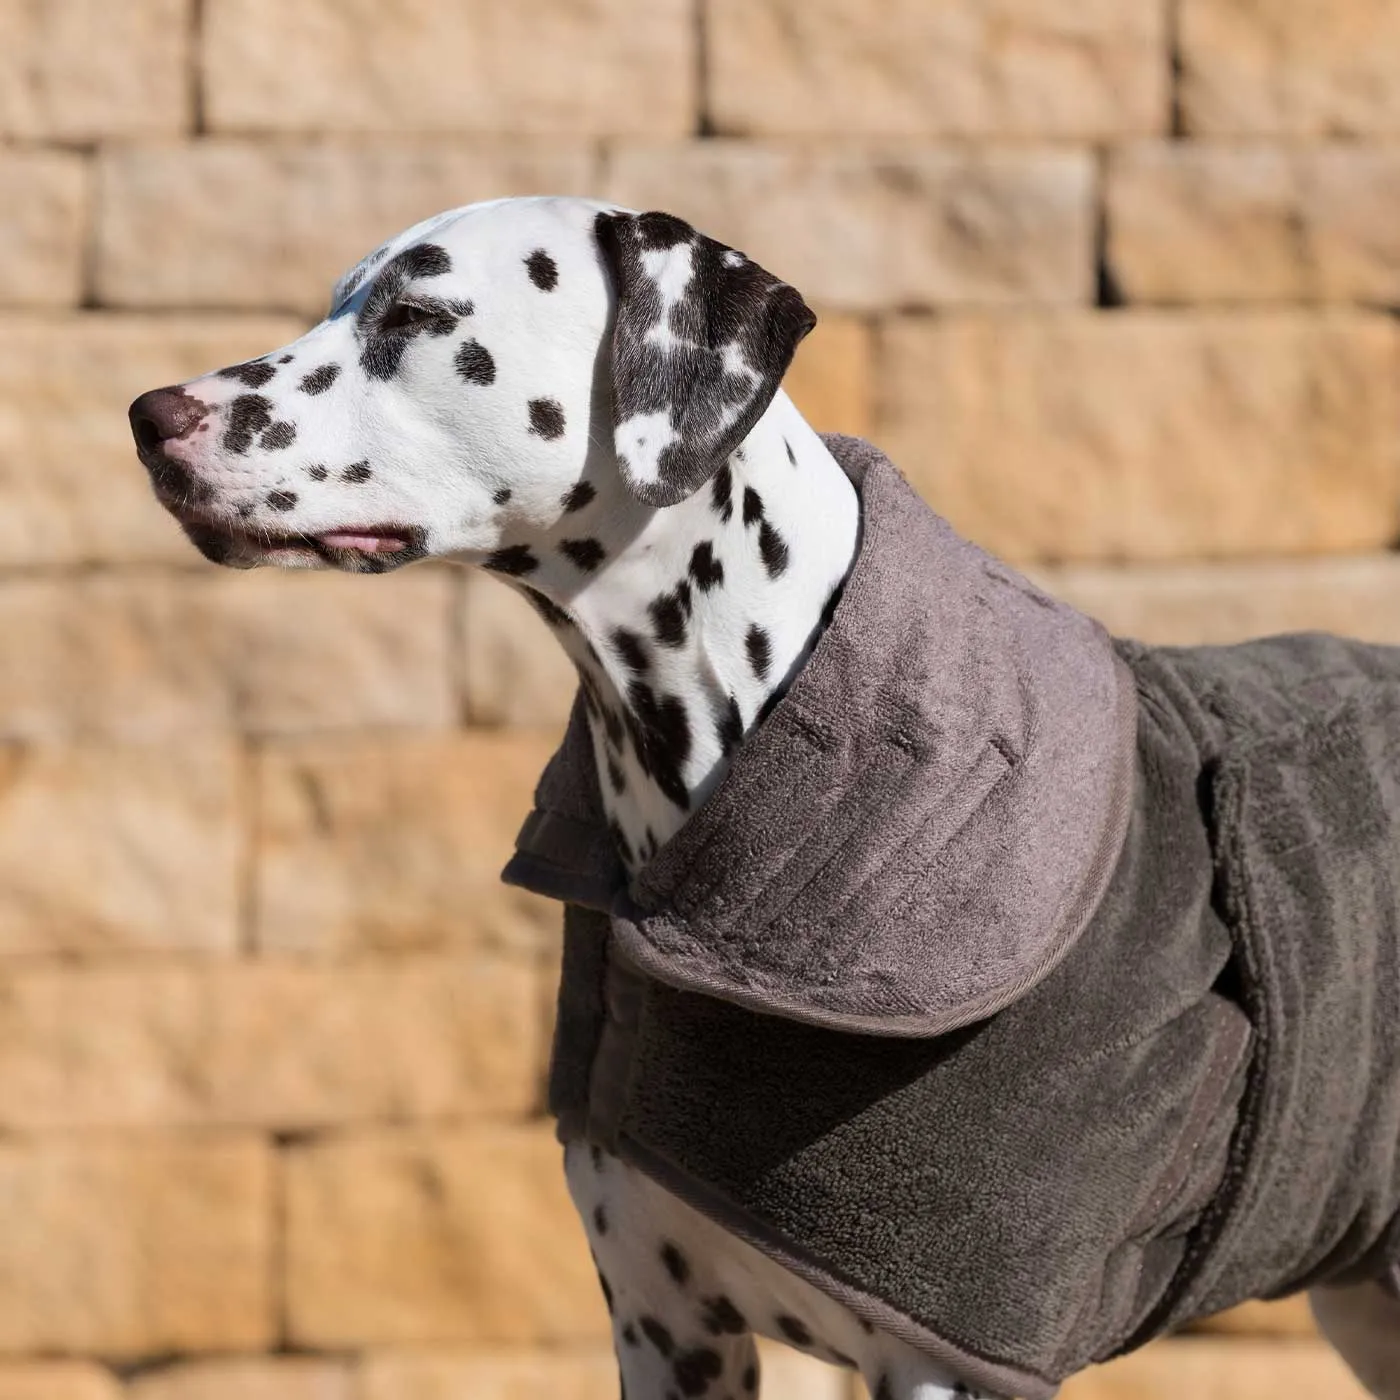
left=503, top=435, right=1400, bottom=1399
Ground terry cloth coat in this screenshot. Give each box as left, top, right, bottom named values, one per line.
left=502, top=435, right=1400, bottom=1400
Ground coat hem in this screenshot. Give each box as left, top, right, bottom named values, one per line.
left=614, top=1134, right=1062, bottom=1400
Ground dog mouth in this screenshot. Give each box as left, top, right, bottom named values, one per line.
left=176, top=515, right=426, bottom=571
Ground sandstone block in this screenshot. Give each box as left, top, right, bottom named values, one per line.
left=1189, top=1296, right=1318, bottom=1337
left=876, top=311, right=1400, bottom=563
left=97, top=142, right=598, bottom=314
left=784, top=314, right=874, bottom=439
left=710, top=0, right=1166, bottom=138
left=0, top=0, right=189, bottom=138
left=0, top=568, right=454, bottom=741
left=1034, top=555, right=1400, bottom=647
left=359, top=1350, right=620, bottom=1400
left=0, top=313, right=307, bottom=567
left=1108, top=144, right=1400, bottom=304
left=460, top=574, right=579, bottom=729
left=1181, top=0, right=1400, bottom=135
left=284, top=1127, right=607, bottom=1346
left=128, top=1358, right=350, bottom=1400
left=605, top=143, right=1095, bottom=311
left=0, top=152, right=89, bottom=307
left=0, top=741, right=239, bottom=956
left=0, top=1364, right=119, bottom=1400
left=0, top=955, right=541, bottom=1127
left=1060, top=1338, right=1369, bottom=1399
left=255, top=731, right=561, bottom=956
left=756, top=1341, right=857, bottom=1400
left=203, top=0, right=694, bottom=136
left=0, top=1137, right=270, bottom=1356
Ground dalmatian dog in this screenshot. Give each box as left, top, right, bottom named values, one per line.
left=129, top=196, right=1400, bottom=1400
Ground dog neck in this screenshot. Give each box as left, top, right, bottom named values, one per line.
left=508, top=394, right=860, bottom=870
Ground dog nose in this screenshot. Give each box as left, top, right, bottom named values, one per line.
left=128, top=387, right=206, bottom=455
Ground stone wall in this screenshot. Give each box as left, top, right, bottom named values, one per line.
left=0, top=1, right=1396, bottom=1396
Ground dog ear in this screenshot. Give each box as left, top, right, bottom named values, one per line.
left=594, top=210, right=816, bottom=508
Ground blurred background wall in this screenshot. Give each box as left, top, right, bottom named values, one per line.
left=0, top=1, right=1397, bottom=1396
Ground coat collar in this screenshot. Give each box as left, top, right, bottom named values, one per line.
left=503, top=435, right=1137, bottom=1036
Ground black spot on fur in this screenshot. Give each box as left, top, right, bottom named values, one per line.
left=589, top=1144, right=604, bottom=1172
left=340, top=461, right=371, bottom=483
left=742, top=487, right=764, bottom=526
left=493, top=487, right=512, bottom=505
left=641, top=1317, right=675, bottom=1357
left=776, top=1315, right=812, bottom=1347
left=625, top=681, right=691, bottom=811
left=454, top=339, right=496, bottom=385
left=623, top=1323, right=640, bottom=1348
left=745, top=624, right=771, bottom=681
left=660, top=1242, right=690, bottom=1287
left=742, top=1364, right=758, bottom=1393
left=261, top=421, right=296, bottom=450
left=562, top=480, right=596, bottom=512
left=785, top=437, right=796, bottom=465
left=398, top=243, right=451, bottom=279
left=717, top=695, right=743, bottom=756
left=307, top=465, right=328, bottom=481
left=523, top=586, right=572, bottom=629
left=361, top=336, right=408, bottom=381
left=875, top=1375, right=893, bottom=1400
left=711, top=463, right=734, bottom=522
left=278, top=354, right=293, bottom=365
left=648, top=582, right=691, bottom=649
left=525, top=248, right=559, bottom=291
left=560, top=537, right=605, bottom=572
left=701, top=1296, right=746, bottom=1336
left=758, top=521, right=789, bottom=578
left=689, top=542, right=724, bottom=592
left=601, top=702, right=625, bottom=750
left=673, top=1348, right=722, bottom=1398
left=299, top=364, right=340, bottom=395
left=529, top=397, right=566, bottom=440
left=613, top=628, right=650, bottom=675
left=267, top=490, right=297, bottom=512
left=222, top=394, right=272, bottom=455
left=217, top=360, right=276, bottom=389
left=484, top=544, right=538, bottom=576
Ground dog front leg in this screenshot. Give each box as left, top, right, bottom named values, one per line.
left=566, top=1142, right=762, bottom=1400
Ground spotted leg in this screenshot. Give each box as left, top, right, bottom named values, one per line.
left=568, top=1142, right=761, bottom=1400
left=1311, top=1281, right=1400, bottom=1399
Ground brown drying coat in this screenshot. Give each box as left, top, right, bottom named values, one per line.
left=503, top=436, right=1400, bottom=1398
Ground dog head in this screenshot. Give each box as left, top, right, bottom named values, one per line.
left=129, top=196, right=814, bottom=576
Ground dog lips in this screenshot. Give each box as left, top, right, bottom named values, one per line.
left=318, top=532, right=406, bottom=552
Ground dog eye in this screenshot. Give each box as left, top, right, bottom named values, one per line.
left=380, top=302, right=436, bottom=333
